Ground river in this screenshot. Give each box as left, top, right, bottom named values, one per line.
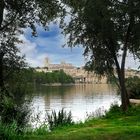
left=29, top=84, right=120, bottom=124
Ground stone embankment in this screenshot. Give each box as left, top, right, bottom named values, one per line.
left=130, top=99, right=140, bottom=104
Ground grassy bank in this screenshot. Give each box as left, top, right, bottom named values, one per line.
left=21, top=105, right=140, bottom=140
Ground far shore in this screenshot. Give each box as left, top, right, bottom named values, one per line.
left=42, top=82, right=108, bottom=86
left=130, top=99, right=140, bottom=104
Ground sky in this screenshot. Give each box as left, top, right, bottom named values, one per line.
left=19, top=23, right=85, bottom=67
left=19, top=23, right=140, bottom=69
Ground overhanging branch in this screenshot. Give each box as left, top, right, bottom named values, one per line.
left=121, top=4, right=135, bottom=70
left=0, top=14, right=17, bottom=31
left=0, top=0, right=5, bottom=27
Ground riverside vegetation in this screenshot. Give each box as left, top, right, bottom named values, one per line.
left=1, top=1, right=140, bottom=140
left=21, top=68, right=75, bottom=84
left=0, top=104, right=140, bottom=140
left=1, top=70, right=140, bottom=140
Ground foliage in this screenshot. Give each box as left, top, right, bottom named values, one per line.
left=0, top=67, right=33, bottom=130
left=61, top=0, right=140, bottom=73
left=0, top=0, right=64, bottom=90
left=0, top=95, right=30, bottom=130
left=0, top=1, right=64, bottom=139
left=0, top=121, right=20, bottom=140
left=0, top=78, right=32, bottom=135
left=105, top=103, right=122, bottom=118
left=47, top=109, right=73, bottom=130
left=107, top=75, right=118, bottom=85
left=126, top=76, right=140, bottom=99
left=105, top=102, right=140, bottom=119
left=33, top=124, right=49, bottom=135
left=1, top=105, right=140, bottom=140
left=6, top=68, right=75, bottom=85
left=44, top=70, right=75, bottom=84
left=0, top=0, right=62, bottom=32
left=0, top=29, right=26, bottom=91
left=60, top=0, right=140, bottom=110
left=21, top=69, right=75, bottom=84
left=22, top=105, right=140, bottom=140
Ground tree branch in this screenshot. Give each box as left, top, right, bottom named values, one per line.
left=104, top=38, right=121, bottom=89
left=0, top=0, right=5, bottom=28
left=121, top=3, right=135, bottom=70
left=0, top=14, right=17, bottom=31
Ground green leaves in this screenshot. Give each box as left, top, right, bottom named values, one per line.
left=61, top=0, right=140, bottom=73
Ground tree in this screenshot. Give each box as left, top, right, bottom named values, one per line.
left=0, top=0, right=65, bottom=127
left=60, top=0, right=140, bottom=111
left=0, top=28, right=26, bottom=92
left=0, top=0, right=63, bottom=91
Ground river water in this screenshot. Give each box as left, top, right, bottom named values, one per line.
left=29, top=84, right=120, bottom=123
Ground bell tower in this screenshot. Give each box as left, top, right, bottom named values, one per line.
left=44, top=57, right=50, bottom=67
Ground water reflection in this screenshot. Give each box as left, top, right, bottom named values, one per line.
left=30, top=84, right=120, bottom=122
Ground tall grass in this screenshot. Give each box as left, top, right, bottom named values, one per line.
left=47, top=109, right=73, bottom=130
left=0, top=121, right=21, bottom=140
left=86, top=107, right=105, bottom=121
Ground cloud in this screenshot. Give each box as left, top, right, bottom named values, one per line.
left=125, top=53, right=140, bottom=69
left=18, top=23, right=85, bottom=67
left=18, top=35, right=37, bottom=56
left=18, top=35, right=48, bottom=67
left=18, top=23, right=140, bottom=69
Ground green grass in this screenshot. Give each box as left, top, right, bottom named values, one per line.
left=1, top=106, right=140, bottom=140
left=22, top=105, right=140, bottom=140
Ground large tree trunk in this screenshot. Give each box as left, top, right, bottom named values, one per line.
left=113, top=51, right=130, bottom=111
left=115, top=65, right=130, bottom=111
left=119, top=68, right=130, bottom=111
left=0, top=0, right=5, bottom=29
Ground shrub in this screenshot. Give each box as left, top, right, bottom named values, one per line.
left=46, top=109, right=73, bottom=130
left=105, top=103, right=122, bottom=118
left=0, top=86, right=31, bottom=134
left=0, top=121, right=20, bottom=140
left=0, top=95, right=30, bottom=131
left=33, top=124, right=49, bottom=135
left=126, top=76, right=140, bottom=99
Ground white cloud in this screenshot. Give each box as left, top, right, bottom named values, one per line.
left=18, top=35, right=48, bottom=67
left=118, top=50, right=140, bottom=69
left=17, top=23, right=140, bottom=69
left=19, top=35, right=37, bottom=56
left=125, top=54, right=140, bottom=69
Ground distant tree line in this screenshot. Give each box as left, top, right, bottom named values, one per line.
left=19, top=68, right=75, bottom=84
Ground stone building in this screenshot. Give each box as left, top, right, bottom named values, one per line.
left=35, top=57, right=107, bottom=84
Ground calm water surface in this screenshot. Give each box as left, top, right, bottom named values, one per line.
left=30, top=84, right=120, bottom=122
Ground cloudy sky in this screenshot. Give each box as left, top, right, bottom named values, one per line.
left=19, top=23, right=140, bottom=69
left=19, top=23, right=85, bottom=67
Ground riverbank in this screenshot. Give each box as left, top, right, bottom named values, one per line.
left=42, top=83, right=75, bottom=86
left=42, top=83, right=109, bottom=86
left=22, top=105, right=140, bottom=140
left=130, top=99, right=140, bottom=104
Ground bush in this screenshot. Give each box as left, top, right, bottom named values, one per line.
left=105, top=103, right=122, bottom=118
left=0, top=95, right=30, bottom=131
left=105, top=102, right=140, bottom=119
left=33, top=124, right=49, bottom=135
left=126, top=76, right=140, bottom=99
left=46, top=109, right=73, bottom=130
left=0, top=86, right=31, bottom=134
left=0, top=121, right=20, bottom=140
